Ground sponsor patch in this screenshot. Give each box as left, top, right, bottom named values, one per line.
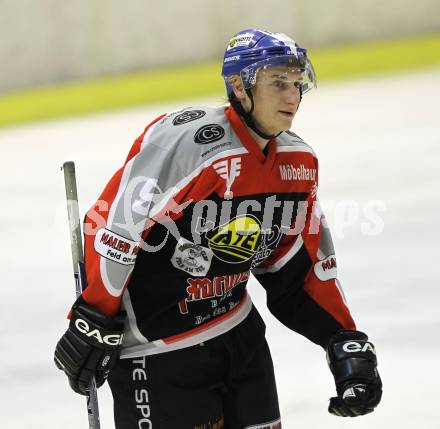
left=279, top=164, right=316, bottom=181
left=206, top=215, right=262, bottom=264
left=178, top=271, right=249, bottom=314
left=194, top=124, right=225, bottom=144
left=157, top=107, right=187, bottom=125
left=314, top=254, right=337, bottom=281
left=227, top=32, right=255, bottom=50
left=172, top=109, right=206, bottom=126
left=171, top=237, right=213, bottom=276
left=94, top=228, right=139, bottom=265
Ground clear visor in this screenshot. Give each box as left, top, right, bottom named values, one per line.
left=240, top=55, right=317, bottom=94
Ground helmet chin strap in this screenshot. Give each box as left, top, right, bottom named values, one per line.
left=231, top=88, right=302, bottom=141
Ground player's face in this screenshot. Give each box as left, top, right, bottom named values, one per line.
left=251, top=67, right=302, bottom=135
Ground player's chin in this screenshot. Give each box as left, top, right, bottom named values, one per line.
left=276, top=112, right=295, bottom=130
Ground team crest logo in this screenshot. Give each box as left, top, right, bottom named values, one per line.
left=171, top=237, right=213, bottom=276
left=212, top=156, right=241, bottom=199
left=206, top=215, right=262, bottom=264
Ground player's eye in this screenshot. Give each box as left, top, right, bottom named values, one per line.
left=271, top=80, right=289, bottom=91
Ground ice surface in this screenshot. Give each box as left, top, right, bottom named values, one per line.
left=1, top=69, right=439, bottom=428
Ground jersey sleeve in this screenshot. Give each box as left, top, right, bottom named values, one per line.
left=252, top=158, right=356, bottom=348
left=81, top=115, right=190, bottom=316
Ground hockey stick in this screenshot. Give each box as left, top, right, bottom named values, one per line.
left=62, top=161, right=101, bottom=429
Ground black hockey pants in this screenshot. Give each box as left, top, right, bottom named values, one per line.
left=108, top=306, right=281, bottom=429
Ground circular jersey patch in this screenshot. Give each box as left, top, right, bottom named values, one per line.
left=171, top=237, right=213, bottom=276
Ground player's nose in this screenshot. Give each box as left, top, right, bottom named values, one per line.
left=284, top=84, right=301, bottom=105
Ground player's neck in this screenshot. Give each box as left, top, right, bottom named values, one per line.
left=247, top=126, right=270, bottom=152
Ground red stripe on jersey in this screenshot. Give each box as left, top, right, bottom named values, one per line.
left=301, top=191, right=355, bottom=328
left=304, top=274, right=356, bottom=329
left=81, top=114, right=166, bottom=316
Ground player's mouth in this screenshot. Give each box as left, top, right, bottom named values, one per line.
left=279, top=110, right=294, bottom=118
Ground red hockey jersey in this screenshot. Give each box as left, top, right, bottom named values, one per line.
left=81, top=105, right=355, bottom=358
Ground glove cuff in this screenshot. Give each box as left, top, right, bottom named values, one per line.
left=69, top=302, right=125, bottom=349
left=326, top=329, right=378, bottom=385
left=328, top=329, right=368, bottom=345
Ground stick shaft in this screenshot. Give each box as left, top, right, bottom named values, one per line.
left=62, top=161, right=101, bottom=429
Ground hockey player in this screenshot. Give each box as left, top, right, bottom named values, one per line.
left=55, top=29, right=382, bottom=428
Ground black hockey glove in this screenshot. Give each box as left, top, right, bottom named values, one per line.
left=326, top=329, right=382, bottom=417
left=54, top=299, right=125, bottom=395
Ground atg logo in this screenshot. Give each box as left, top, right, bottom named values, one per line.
left=206, top=215, right=262, bottom=264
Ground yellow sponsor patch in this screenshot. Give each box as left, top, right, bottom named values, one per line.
left=207, top=215, right=262, bottom=263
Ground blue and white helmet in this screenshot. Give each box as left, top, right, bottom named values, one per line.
left=221, top=29, right=317, bottom=95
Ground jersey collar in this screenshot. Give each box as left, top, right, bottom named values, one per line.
left=225, top=106, right=276, bottom=170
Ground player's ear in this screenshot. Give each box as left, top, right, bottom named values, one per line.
left=229, top=75, right=247, bottom=102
